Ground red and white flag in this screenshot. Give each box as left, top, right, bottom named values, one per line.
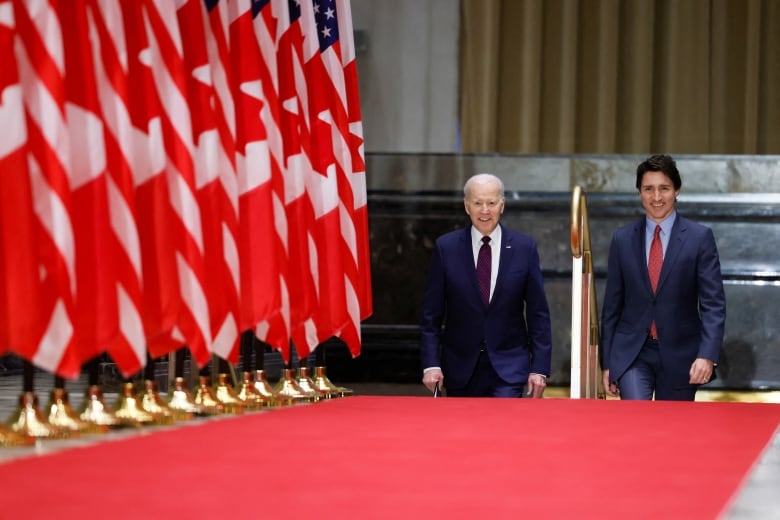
left=13, top=0, right=79, bottom=377
left=0, top=0, right=371, bottom=374
left=138, top=0, right=212, bottom=367
left=336, top=0, right=372, bottom=325
left=310, top=0, right=372, bottom=356
left=264, top=0, right=318, bottom=360
left=85, top=0, right=148, bottom=376
left=227, top=0, right=293, bottom=360
left=61, top=0, right=124, bottom=371
left=178, top=0, right=241, bottom=363
left=0, top=0, right=41, bottom=357
left=120, top=0, right=184, bottom=363
left=276, top=0, right=348, bottom=359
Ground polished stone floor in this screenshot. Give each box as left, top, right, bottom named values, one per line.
left=1, top=365, right=778, bottom=519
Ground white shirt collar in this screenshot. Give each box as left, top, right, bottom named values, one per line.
left=471, top=225, right=501, bottom=247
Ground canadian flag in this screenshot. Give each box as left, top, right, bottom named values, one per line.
left=12, top=0, right=79, bottom=377
left=177, top=0, right=241, bottom=363
left=226, top=0, right=292, bottom=359
left=61, top=1, right=126, bottom=372
left=0, top=0, right=41, bottom=358
left=276, top=0, right=347, bottom=359
left=120, top=0, right=184, bottom=364
left=85, top=0, right=147, bottom=376
left=137, top=0, right=212, bottom=367
left=0, top=0, right=371, bottom=375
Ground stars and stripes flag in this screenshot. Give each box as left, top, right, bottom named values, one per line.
left=0, top=0, right=370, bottom=379
left=293, top=0, right=371, bottom=357
left=314, top=0, right=371, bottom=355
left=335, top=0, right=371, bottom=325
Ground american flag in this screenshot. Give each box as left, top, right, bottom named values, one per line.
left=0, top=0, right=370, bottom=379
left=280, top=0, right=351, bottom=358
left=309, top=0, right=371, bottom=357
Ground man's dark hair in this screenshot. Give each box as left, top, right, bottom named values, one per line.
left=635, top=154, right=682, bottom=191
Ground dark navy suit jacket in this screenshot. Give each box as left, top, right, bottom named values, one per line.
left=420, top=224, right=552, bottom=389
left=600, top=215, right=726, bottom=387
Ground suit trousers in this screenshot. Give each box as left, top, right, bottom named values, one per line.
left=618, top=338, right=697, bottom=401
left=446, top=350, right=525, bottom=398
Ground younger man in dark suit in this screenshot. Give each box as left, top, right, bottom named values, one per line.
left=600, top=155, right=726, bottom=401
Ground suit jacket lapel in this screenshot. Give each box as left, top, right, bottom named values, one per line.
left=657, top=217, right=686, bottom=293
left=632, top=219, right=653, bottom=295
left=459, top=228, right=482, bottom=303
left=493, top=225, right=513, bottom=304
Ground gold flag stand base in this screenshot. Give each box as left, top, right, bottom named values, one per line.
left=236, top=372, right=275, bottom=409
left=138, top=380, right=183, bottom=422
left=167, top=377, right=207, bottom=417
left=254, top=370, right=291, bottom=407
left=47, top=388, right=107, bottom=435
left=213, top=373, right=248, bottom=413
left=193, top=375, right=247, bottom=415
left=0, top=424, right=34, bottom=447
left=297, top=367, right=329, bottom=400
left=192, top=376, right=226, bottom=415
left=313, top=366, right=353, bottom=397
left=273, top=369, right=318, bottom=404
left=78, top=385, right=124, bottom=428
left=7, top=392, right=70, bottom=439
left=114, top=382, right=169, bottom=426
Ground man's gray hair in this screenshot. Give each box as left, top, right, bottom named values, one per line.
left=463, top=173, right=505, bottom=199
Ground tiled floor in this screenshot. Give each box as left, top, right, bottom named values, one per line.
left=1, top=367, right=778, bottom=519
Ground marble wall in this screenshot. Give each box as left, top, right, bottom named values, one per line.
left=356, top=153, right=780, bottom=390
left=366, top=153, right=780, bottom=194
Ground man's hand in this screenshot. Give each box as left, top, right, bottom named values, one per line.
left=526, top=373, right=547, bottom=398
left=422, top=368, right=444, bottom=394
left=602, top=369, right=619, bottom=397
left=690, top=358, right=714, bottom=385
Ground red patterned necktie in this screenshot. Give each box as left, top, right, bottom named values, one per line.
left=477, top=236, right=491, bottom=306
left=648, top=225, right=663, bottom=338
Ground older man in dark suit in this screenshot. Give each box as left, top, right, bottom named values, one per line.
left=600, top=155, right=726, bottom=401
left=420, top=173, right=552, bottom=398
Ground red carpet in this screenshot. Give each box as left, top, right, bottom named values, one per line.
left=1, top=396, right=779, bottom=519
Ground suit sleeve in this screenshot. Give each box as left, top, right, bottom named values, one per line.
left=525, top=242, right=552, bottom=376
left=600, top=231, right=624, bottom=371
left=696, top=228, right=726, bottom=362
left=420, top=240, right=446, bottom=370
